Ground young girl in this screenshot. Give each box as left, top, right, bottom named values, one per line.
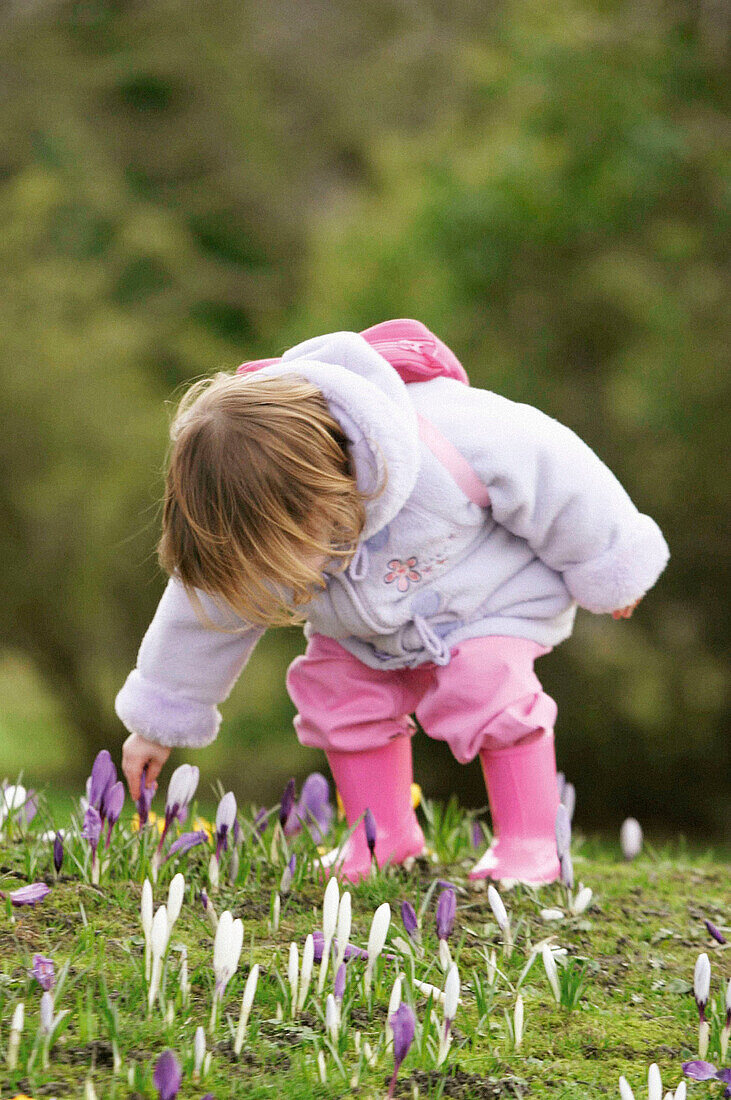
left=117, top=320, right=669, bottom=885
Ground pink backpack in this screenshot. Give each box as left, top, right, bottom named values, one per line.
left=237, top=319, right=490, bottom=508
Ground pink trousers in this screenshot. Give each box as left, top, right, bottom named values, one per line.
left=286, top=633, right=558, bottom=765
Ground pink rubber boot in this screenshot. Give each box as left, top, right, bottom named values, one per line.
left=318, top=737, right=426, bottom=884
left=469, top=728, right=562, bottom=885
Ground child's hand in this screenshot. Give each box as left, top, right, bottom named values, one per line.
left=122, top=732, right=171, bottom=801
left=612, top=598, right=641, bottom=620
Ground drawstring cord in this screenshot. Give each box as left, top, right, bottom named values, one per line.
left=413, top=614, right=451, bottom=665
left=347, top=543, right=370, bottom=581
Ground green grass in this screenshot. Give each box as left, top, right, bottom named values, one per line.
left=0, top=781, right=728, bottom=1099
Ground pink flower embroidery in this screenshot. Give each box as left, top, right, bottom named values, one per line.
left=384, top=557, right=421, bottom=592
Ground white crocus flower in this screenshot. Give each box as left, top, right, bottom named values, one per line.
left=141, top=878, right=153, bottom=981
left=166, top=873, right=185, bottom=935
left=234, top=963, right=260, bottom=1055
left=334, top=890, right=352, bottom=973
left=385, top=972, right=403, bottom=1051
left=570, top=885, right=593, bottom=916
left=298, top=934, right=315, bottom=1013
left=288, top=942, right=299, bottom=1018
left=647, top=1063, right=662, bottom=1100
left=364, top=902, right=391, bottom=996
left=674, top=1081, right=687, bottom=1100
left=620, top=817, right=643, bottom=860
left=318, top=877, right=339, bottom=993
left=317, top=1049, right=327, bottom=1083
left=7, top=1002, right=24, bottom=1070
left=148, top=904, right=169, bottom=1013
left=437, top=963, right=460, bottom=1065
left=541, top=944, right=561, bottom=1004
left=192, top=1025, right=206, bottom=1080
left=0, top=785, right=26, bottom=828
left=326, top=993, right=339, bottom=1043
left=211, top=910, right=243, bottom=1032
left=618, top=1076, right=635, bottom=1100
left=208, top=853, right=220, bottom=891
left=540, top=908, right=565, bottom=921
left=488, top=884, right=513, bottom=953
left=271, top=892, right=280, bottom=934
left=514, top=993, right=524, bottom=1048
left=439, top=938, right=452, bottom=972
left=216, top=791, right=237, bottom=837
left=694, top=952, right=711, bottom=1058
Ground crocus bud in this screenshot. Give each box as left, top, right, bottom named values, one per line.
left=364, top=808, right=377, bottom=859
left=401, top=900, right=418, bottom=940
left=288, top=942, right=299, bottom=1016
left=387, top=1003, right=415, bottom=1097
left=620, top=817, right=643, bottom=860
left=40, top=991, right=54, bottom=1035
left=153, top=1049, right=182, bottom=1100
left=334, top=961, right=346, bottom=1004
left=32, top=954, right=55, bottom=992
left=436, top=888, right=456, bottom=940
left=166, top=873, right=185, bottom=934
left=193, top=1026, right=206, bottom=1079
left=554, top=804, right=571, bottom=861
left=53, top=831, right=64, bottom=874
left=279, top=778, right=296, bottom=830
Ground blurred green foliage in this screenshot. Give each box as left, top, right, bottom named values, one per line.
left=0, top=0, right=727, bottom=838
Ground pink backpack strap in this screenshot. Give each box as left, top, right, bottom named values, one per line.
left=416, top=413, right=491, bottom=509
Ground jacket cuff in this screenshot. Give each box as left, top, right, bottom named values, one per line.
left=563, top=514, right=670, bottom=615
left=115, top=670, right=221, bottom=748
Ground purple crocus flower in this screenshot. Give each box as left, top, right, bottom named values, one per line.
left=555, top=804, right=572, bottom=861
left=89, top=750, right=116, bottom=819
left=136, top=763, right=155, bottom=827
left=215, top=792, right=237, bottom=861
left=232, top=816, right=242, bottom=846
left=364, top=808, right=377, bottom=859
left=6, top=882, right=51, bottom=906
left=334, top=961, right=346, bottom=1003
left=31, top=954, right=55, bottom=991
left=103, top=781, right=125, bottom=848
left=153, top=1048, right=182, bottom=1100
left=312, top=929, right=368, bottom=963
left=53, top=831, right=64, bottom=874
left=283, top=772, right=333, bottom=843
left=165, top=830, right=208, bottom=861
left=560, top=851, right=574, bottom=891
left=683, top=1060, right=722, bottom=1080
left=81, top=806, right=103, bottom=859
left=16, top=789, right=37, bottom=827
left=705, top=919, right=727, bottom=944
left=436, top=888, right=457, bottom=940
left=279, top=778, right=296, bottom=830
left=401, top=900, right=418, bottom=940
left=253, top=807, right=268, bottom=834
left=158, top=764, right=199, bottom=853
left=471, top=820, right=483, bottom=849
left=388, top=1002, right=416, bottom=1097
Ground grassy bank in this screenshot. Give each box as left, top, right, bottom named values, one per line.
left=0, top=785, right=728, bottom=1099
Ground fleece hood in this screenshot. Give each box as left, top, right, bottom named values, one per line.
left=248, top=331, right=421, bottom=541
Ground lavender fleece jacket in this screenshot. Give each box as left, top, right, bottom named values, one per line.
left=115, top=330, right=669, bottom=748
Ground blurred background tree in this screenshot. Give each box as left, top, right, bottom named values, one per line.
left=0, top=0, right=727, bottom=840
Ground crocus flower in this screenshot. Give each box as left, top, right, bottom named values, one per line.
left=471, top=820, right=483, bottom=849
left=514, top=993, right=524, bottom=1048
left=401, top=900, right=418, bottom=940
left=53, top=832, right=64, bottom=875
left=215, top=792, right=237, bottom=861
left=555, top=804, right=571, bottom=861
left=288, top=942, right=299, bottom=1016
left=166, top=873, right=185, bottom=936
left=279, top=778, right=296, bottom=830
left=334, top=961, right=346, bottom=1004
left=334, top=890, right=352, bottom=972
left=561, top=781, right=576, bottom=821
left=81, top=806, right=103, bottom=883
left=364, top=808, right=377, bottom=860
left=234, top=963, right=260, bottom=1054
left=682, top=1061, right=720, bottom=1080
left=88, top=750, right=116, bottom=816
left=153, top=1049, right=182, bottom=1100
left=212, top=910, right=244, bottom=1000
left=437, top=963, right=460, bottom=1065
left=193, top=1026, right=206, bottom=1080
left=148, top=904, right=169, bottom=1012
left=40, top=990, right=54, bottom=1036
left=318, top=876, right=339, bottom=993
left=31, top=954, right=55, bottom=991
left=103, top=781, right=125, bottom=848
left=253, top=807, right=268, bottom=834
left=560, top=852, right=575, bottom=892
left=647, top=1063, right=662, bottom=1100
left=280, top=854, right=297, bottom=895
left=436, top=888, right=456, bottom=940
left=7, top=1002, right=24, bottom=1070
left=542, top=944, right=561, bottom=1003
left=16, top=789, right=37, bottom=827
left=488, top=883, right=513, bottom=953
left=706, top=919, right=727, bottom=944
left=165, top=830, right=208, bottom=862
left=365, top=902, right=391, bottom=996
left=311, top=929, right=368, bottom=963
left=326, top=992, right=339, bottom=1042
left=136, top=763, right=155, bottom=827
left=0, top=784, right=26, bottom=829
left=6, top=882, right=51, bottom=906
left=570, top=885, right=593, bottom=916
left=298, top=934, right=314, bottom=1014
left=620, top=817, right=643, bottom=860
left=141, top=878, right=153, bottom=980
left=695, top=952, right=712, bottom=1057
left=283, top=772, right=333, bottom=842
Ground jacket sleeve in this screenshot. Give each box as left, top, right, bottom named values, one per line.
left=446, top=386, right=670, bottom=614
left=115, top=576, right=265, bottom=748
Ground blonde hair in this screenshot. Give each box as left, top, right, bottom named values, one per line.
left=158, top=371, right=382, bottom=630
